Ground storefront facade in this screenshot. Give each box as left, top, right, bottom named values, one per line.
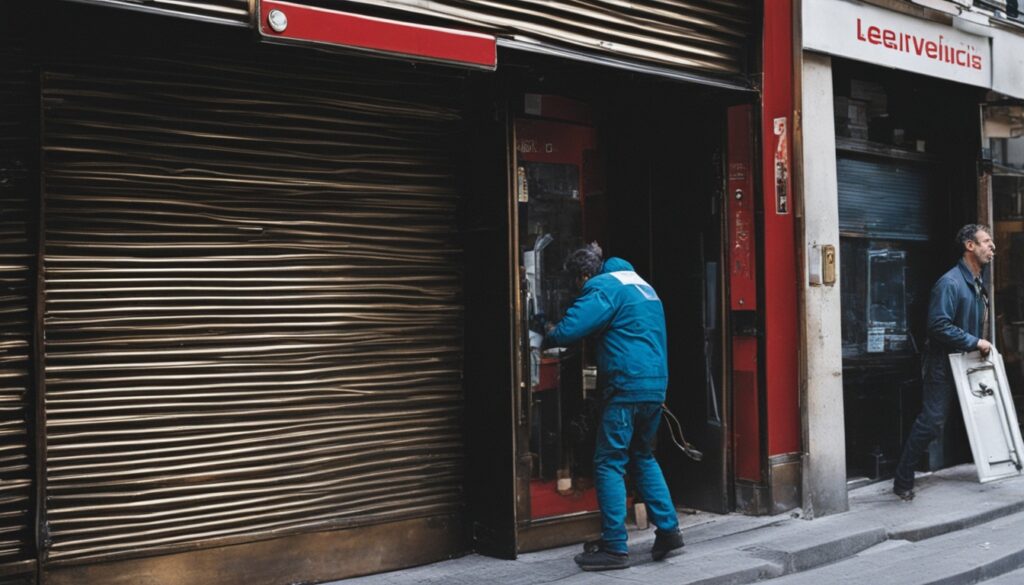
left=796, top=0, right=1024, bottom=517
left=0, top=1, right=804, bottom=583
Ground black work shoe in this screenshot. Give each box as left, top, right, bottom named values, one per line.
left=893, top=486, right=915, bottom=501
left=574, top=548, right=629, bottom=571
left=651, top=528, right=685, bottom=561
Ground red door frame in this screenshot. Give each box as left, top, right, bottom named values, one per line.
left=727, top=105, right=762, bottom=484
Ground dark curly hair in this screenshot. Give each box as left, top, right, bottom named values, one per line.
left=955, top=224, right=992, bottom=253
left=564, top=242, right=604, bottom=280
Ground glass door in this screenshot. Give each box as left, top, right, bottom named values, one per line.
left=515, top=113, right=602, bottom=520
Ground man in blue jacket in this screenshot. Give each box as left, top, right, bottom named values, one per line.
left=545, top=243, right=684, bottom=570
left=893, top=224, right=995, bottom=501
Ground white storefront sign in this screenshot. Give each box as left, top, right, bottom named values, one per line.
left=992, top=29, right=1024, bottom=100
left=803, top=0, right=991, bottom=88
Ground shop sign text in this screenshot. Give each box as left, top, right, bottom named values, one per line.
left=803, top=0, right=991, bottom=88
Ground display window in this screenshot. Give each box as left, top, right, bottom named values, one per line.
left=831, top=59, right=985, bottom=482
left=986, top=105, right=1024, bottom=401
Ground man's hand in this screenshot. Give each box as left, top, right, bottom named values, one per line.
left=545, top=322, right=556, bottom=335
left=977, top=339, right=993, bottom=356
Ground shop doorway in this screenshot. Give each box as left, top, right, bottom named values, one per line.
left=499, top=67, right=747, bottom=549
left=830, top=59, right=985, bottom=484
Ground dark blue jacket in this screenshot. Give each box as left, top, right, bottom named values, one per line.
left=545, top=257, right=668, bottom=404
left=926, top=259, right=987, bottom=355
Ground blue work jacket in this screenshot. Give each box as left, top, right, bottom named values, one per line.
left=926, top=259, right=987, bottom=355
left=545, top=257, right=668, bottom=404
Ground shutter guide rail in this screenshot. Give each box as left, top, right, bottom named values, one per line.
left=0, top=22, right=41, bottom=579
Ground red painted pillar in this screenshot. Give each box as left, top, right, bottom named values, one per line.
left=762, top=1, right=802, bottom=465
left=727, top=105, right=761, bottom=485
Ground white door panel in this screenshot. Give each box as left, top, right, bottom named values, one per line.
left=950, top=349, right=1024, bottom=483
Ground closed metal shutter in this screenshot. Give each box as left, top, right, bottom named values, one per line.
left=0, top=33, right=38, bottom=573
left=302, top=0, right=753, bottom=76
left=838, top=156, right=932, bottom=241
left=41, top=42, right=466, bottom=564
left=65, top=0, right=250, bottom=26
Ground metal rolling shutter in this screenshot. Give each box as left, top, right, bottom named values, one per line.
left=41, top=43, right=466, bottom=564
left=838, top=156, right=932, bottom=241
left=302, top=0, right=754, bottom=76
left=64, top=0, right=250, bottom=26
left=0, top=33, right=39, bottom=574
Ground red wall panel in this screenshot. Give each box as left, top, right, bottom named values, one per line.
left=732, top=337, right=762, bottom=481
left=259, top=0, right=497, bottom=69
left=727, top=105, right=757, bottom=311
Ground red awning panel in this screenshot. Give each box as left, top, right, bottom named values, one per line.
left=260, top=0, right=497, bottom=69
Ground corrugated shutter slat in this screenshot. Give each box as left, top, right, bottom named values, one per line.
left=66, top=0, right=250, bottom=25
left=838, top=156, right=932, bottom=241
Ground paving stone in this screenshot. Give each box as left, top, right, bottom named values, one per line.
left=758, top=509, right=1024, bottom=585
left=333, top=465, right=1024, bottom=585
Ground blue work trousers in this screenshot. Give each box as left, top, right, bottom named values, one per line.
left=894, top=353, right=956, bottom=491
left=594, top=402, right=679, bottom=554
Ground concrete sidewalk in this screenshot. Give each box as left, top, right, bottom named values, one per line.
left=336, top=464, right=1024, bottom=585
